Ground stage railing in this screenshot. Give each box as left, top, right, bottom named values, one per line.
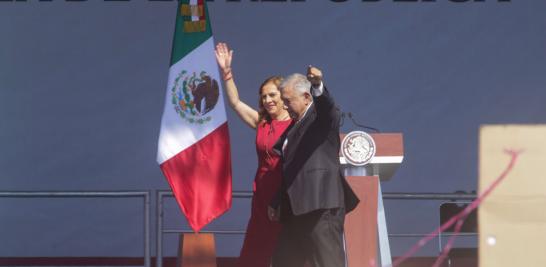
left=0, top=191, right=151, bottom=267
left=156, top=191, right=251, bottom=267
left=156, top=190, right=476, bottom=267
left=0, top=190, right=476, bottom=267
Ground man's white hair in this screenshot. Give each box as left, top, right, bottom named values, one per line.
left=280, top=73, right=311, bottom=95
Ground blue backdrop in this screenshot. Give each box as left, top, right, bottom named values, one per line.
left=1, top=0, right=545, bottom=258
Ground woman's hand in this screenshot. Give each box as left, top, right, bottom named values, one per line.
left=215, top=42, right=233, bottom=74
left=268, top=206, right=280, bottom=222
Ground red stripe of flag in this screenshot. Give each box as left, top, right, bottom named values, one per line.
left=160, top=123, right=232, bottom=232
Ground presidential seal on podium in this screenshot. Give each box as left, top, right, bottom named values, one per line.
left=341, top=131, right=376, bottom=166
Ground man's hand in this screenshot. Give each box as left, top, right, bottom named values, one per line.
left=268, top=206, right=280, bottom=222
left=307, top=65, right=323, bottom=88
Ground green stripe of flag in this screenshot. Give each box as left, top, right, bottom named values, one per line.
left=170, top=0, right=213, bottom=66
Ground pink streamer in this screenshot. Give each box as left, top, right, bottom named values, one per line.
left=386, top=149, right=523, bottom=267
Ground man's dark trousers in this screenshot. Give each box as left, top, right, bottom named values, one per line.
left=272, top=207, right=346, bottom=267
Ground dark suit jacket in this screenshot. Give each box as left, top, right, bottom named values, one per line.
left=272, top=86, right=359, bottom=218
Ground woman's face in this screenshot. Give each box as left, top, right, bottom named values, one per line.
left=260, top=83, right=285, bottom=116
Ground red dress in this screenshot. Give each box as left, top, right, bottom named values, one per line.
left=237, top=119, right=293, bottom=267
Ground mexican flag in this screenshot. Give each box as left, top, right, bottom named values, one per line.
left=157, top=0, right=232, bottom=232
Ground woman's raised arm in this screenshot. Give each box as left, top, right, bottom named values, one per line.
left=215, top=42, right=259, bottom=129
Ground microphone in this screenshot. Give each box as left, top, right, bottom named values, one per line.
left=342, top=112, right=380, bottom=133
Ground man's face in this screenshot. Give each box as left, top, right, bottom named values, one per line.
left=281, top=85, right=310, bottom=120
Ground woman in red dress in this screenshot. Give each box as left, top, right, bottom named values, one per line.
left=215, top=43, right=292, bottom=267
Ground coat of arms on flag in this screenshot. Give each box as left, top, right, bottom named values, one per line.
left=172, top=70, right=220, bottom=124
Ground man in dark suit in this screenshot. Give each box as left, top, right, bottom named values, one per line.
left=269, top=66, right=359, bottom=267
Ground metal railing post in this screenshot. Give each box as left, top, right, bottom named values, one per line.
left=144, top=191, right=151, bottom=267
left=156, top=191, right=164, bottom=267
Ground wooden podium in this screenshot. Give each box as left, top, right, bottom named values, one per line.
left=341, top=133, right=404, bottom=267
left=177, top=233, right=217, bottom=267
